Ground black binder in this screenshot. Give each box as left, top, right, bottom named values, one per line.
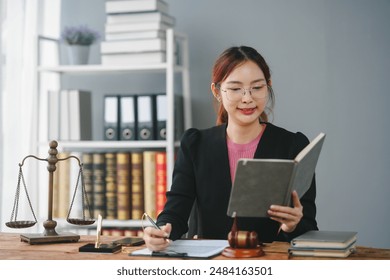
left=103, top=95, right=119, bottom=140
left=119, top=95, right=137, bottom=140
left=156, top=94, right=167, bottom=140
left=136, top=94, right=157, bottom=140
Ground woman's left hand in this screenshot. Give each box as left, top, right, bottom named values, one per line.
left=267, top=190, right=303, bottom=233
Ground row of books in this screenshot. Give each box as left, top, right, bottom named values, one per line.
left=102, top=0, right=176, bottom=65
left=48, top=89, right=92, bottom=141
left=288, top=230, right=357, bottom=258
left=52, top=150, right=168, bottom=221
left=104, top=93, right=184, bottom=141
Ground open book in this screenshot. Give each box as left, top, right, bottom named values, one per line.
left=131, top=239, right=229, bottom=259
left=227, top=132, right=326, bottom=217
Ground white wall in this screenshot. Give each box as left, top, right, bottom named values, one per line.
left=61, top=0, right=390, bottom=248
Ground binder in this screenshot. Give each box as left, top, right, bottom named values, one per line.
left=136, top=94, right=156, bottom=140
left=155, top=94, right=167, bottom=140
left=48, top=90, right=60, bottom=140
left=104, top=95, right=119, bottom=140
left=59, top=89, right=70, bottom=141
left=119, top=95, right=137, bottom=140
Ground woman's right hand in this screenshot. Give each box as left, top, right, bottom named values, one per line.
left=143, top=223, right=172, bottom=252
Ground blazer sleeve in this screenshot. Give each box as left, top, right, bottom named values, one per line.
left=156, top=128, right=200, bottom=240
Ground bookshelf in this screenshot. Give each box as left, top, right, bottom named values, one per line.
left=35, top=29, right=191, bottom=231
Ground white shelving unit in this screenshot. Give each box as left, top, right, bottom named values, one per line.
left=35, top=29, right=191, bottom=230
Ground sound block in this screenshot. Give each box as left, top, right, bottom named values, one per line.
left=222, top=246, right=264, bottom=258
left=79, top=243, right=122, bottom=253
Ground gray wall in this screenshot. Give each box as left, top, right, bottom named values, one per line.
left=62, top=0, right=390, bottom=248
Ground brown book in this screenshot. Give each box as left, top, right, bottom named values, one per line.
left=116, top=152, right=131, bottom=220
left=131, top=152, right=144, bottom=220
left=155, top=151, right=167, bottom=217
left=143, top=151, right=157, bottom=219
left=82, top=153, right=94, bottom=214
left=93, top=153, right=106, bottom=218
left=105, top=153, right=117, bottom=220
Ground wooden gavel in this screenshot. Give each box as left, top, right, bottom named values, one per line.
left=227, top=213, right=259, bottom=248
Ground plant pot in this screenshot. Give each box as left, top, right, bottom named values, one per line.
left=67, top=45, right=90, bottom=65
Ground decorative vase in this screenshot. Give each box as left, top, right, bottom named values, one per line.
left=67, top=45, right=90, bottom=65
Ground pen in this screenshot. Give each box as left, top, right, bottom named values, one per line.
left=144, top=213, right=169, bottom=239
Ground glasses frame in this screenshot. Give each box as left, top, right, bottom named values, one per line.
left=217, top=84, right=269, bottom=101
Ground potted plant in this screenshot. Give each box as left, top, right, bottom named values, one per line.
left=61, top=25, right=100, bottom=65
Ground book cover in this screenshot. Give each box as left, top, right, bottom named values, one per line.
left=101, top=38, right=166, bottom=54
left=48, top=90, right=60, bottom=141
left=116, top=152, right=132, bottom=220
left=155, top=151, right=167, bottom=217
left=92, top=153, right=106, bottom=218
left=106, top=11, right=175, bottom=26
left=227, top=132, right=326, bottom=217
left=288, top=242, right=356, bottom=258
left=291, top=230, right=358, bottom=249
left=105, top=0, right=169, bottom=14
left=105, top=29, right=166, bottom=41
left=105, top=21, right=171, bottom=33
left=102, top=52, right=166, bottom=65
left=131, top=152, right=144, bottom=220
left=105, top=153, right=117, bottom=220
left=143, top=151, right=157, bottom=219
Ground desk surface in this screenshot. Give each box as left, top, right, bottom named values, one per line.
left=0, top=232, right=389, bottom=260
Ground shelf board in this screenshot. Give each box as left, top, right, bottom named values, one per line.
left=39, top=140, right=180, bottom=150
left=37, top=64, right=184, bottom=74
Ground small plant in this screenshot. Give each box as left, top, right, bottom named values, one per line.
left=61, top=25, right=100, bottom=46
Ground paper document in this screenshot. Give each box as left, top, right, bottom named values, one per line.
left=131, top=239, right=229, bottom=258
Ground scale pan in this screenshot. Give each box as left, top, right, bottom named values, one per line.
left=67, top=218, right=95, bottom=225
left=5, top=220, right=36, bottom=228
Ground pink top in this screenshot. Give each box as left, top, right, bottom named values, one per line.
left=227, top=124, right=266, bottom=183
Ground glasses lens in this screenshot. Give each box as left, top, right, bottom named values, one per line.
left=224, top=87, right=268, bottom=101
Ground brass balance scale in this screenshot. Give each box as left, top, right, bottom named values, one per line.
left=5, top=140, right=95, bottom=244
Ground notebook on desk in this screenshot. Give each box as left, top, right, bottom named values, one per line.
left=131, top=239, right=229, bottom=259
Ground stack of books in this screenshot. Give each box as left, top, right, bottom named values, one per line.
left=288, top=230, right=358, bottom=258
left=101, top=0, right=175, bottom=65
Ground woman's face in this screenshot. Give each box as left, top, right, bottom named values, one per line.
left=218, top=60, right=268, bottom=128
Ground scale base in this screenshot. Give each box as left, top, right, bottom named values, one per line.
left=222, top=246, right=264, bottom=258
left=20, top=232, right=80, bottom=245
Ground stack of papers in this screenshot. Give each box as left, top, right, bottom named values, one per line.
left=288, top=230, right=357, bottom=258
left=131, top=239, right=229, bottom=259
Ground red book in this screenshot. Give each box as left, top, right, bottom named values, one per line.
left=155, top=151, right=167, bottom=217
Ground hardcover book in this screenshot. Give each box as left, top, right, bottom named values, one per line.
left=227, top=132, right=326, bottom=217
left=290, top=230, right=358, bottom=249
left=116, top=152, right=132, bottom=220
left=288, top=242, right=356, bottom=258
left=131, top=152, right=144, bottom=220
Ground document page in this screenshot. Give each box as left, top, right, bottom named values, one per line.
left=131, top=239, right=229, bottom=258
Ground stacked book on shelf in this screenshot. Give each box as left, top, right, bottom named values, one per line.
left=52, top=150, right=168, bottom=225
left=103, top=93, right=184, bottom=141
left=288, top=230, right=358, bottom=258
left=102, top=0, right=176, bottom=65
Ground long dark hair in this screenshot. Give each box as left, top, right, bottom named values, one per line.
left=212, top=46, right=274, bottom=125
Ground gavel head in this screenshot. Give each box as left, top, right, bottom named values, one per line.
left=228, top=230, right=259, bottom=248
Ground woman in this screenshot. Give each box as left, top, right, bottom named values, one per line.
left=143, top=46, right=318, bottom=251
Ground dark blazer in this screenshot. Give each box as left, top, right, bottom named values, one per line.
left=157, top=122, right=318, bottom=242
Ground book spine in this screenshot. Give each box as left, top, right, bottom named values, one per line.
left=155, top=151, right=167, bottom=217
left=93, top=153, right=106, bottom=218
left=82, top=153, right=94, bottom=214
left=105, top=153, right=117, bottom=220
left=143, top=151, right=157, bottom=219
left=57, top=152, right=70, bottom=219
left=116, top=152, right=131, bottom=220
left=131, top=152, right=144, bottom=220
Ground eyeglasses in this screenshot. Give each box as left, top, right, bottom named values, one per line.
left=218, top=85, right=269, bottom=101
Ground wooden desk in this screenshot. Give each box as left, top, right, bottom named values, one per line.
left=0, top=232, right=389, bottom=260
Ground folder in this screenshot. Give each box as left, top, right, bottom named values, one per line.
left=59, top=89, right=70, bottom=141
left=119, top=95, right=137, bottom=140
left=136, top=94, right=156, bottom=140
left=48, top=90, right=60, bottom=140
left=104, top=95, right=119, bottom=140
left=155, top=94, right=167, bottom=140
